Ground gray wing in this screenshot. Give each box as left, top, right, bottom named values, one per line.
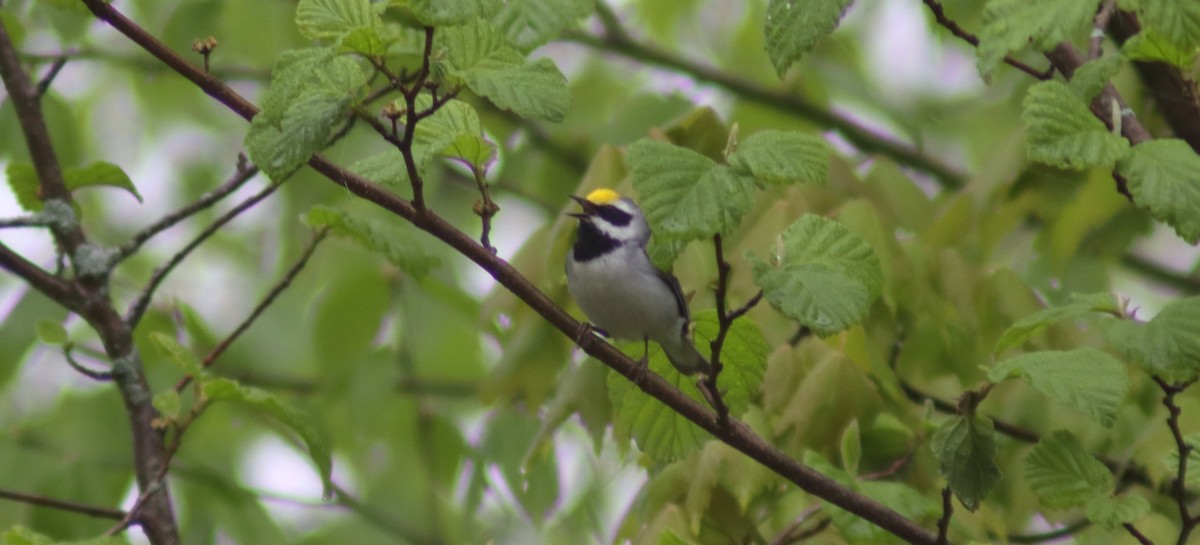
left=651, top=259, right=691, bottom=326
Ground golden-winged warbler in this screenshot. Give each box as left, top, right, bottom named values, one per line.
left=565, top=188, right=710, bottom=375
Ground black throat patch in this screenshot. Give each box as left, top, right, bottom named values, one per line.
left=572, top=220, right=621, bottom=262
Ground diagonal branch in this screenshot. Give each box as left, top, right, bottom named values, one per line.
left=0, top=240, right=80, bottom=308
left=124, top=180, right=282, bottom=327
left=118, top=157, right=259, bottom=260
left=562, top=3, right=968, bottom=188
left=0, top=487, right=127, bottom=520
left=920, top=0, right=1053, bottom=80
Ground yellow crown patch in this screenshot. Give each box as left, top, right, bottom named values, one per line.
left=585, top=188, right=621, bottom=205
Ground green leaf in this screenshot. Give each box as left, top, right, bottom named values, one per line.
left=437, top=19, right=571, bottom=121
left=5, top=162, right=40, bottom=211
left=1165, top=432, right=1200, bottom=486
left=629, top=139, right=756, bottom=240
left=763, top=0, right=853, bottom=77
left=1024, top=430, right=1112, bottom=509
left=728, top=130, right=829, bottom=185
left=1086, top=494, right=1151, bottom=529
left=995, top=292, right=1117, bottom=354
left=1106, top=296, right=1200, bottom=381
left=840, top=418, right=861, bottom=477
left=152, top=389, right=182, bottom=420
left=490, top=0, right=594, bottom=51
left=340, top=26, right=387, bottom=56
left=1022, top=81, right=1130, bottom=169
left=348, top=149, right=411, bottom=192
left=749, top=215, right=883, bottom=337
left=413, top=96, right=495, bottom=168
left=932, top=414, right=1002, bottom=511
left=305, top=205, right=440, bottom=276
left=406, top=0, right=500, bottom=26
left=296, top=0, right=379, bottom=41
left=149, top=332, right=207, bottom=378
left=1067, top=55, right=1122, bottom=101
left=977, top=0, right=1099, bottom=76
left=64, top=161, right=143, bottom=203
left=988, top=348, right=1128, bottom=428
left=202, top=377, right=333, bottom=497
left=1136, top=0, right=1200, bottom=51
left=1122, top=28, right=1198, bottom=68
left=1116, top=139, right=1200, bottom=243
left=608, top=311, right=767, bottom=462
left=35, top=320, right=67, bottom=345
left=246, top=48, right=367, bottom=179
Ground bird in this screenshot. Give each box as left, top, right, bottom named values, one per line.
left=565, top=188, right=710, bottom=376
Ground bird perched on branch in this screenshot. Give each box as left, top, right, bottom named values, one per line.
left=565, top=188, right=709, bottom=376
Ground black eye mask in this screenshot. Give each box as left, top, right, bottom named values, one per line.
left=596, top=205, right=633, bottom=226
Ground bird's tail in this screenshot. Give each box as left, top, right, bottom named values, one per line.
left=660, top=333, right=711, bottom=376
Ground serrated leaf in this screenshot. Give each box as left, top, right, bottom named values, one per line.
left=995, top=292, right=1117, bottom=354
left=629, top=139, right=756, bottom=240
left=1067, top=56, right=1122, bottom=101
left=153, top=390, right=182, bottom=419
left=490, top=0, right=594, bottom=51
left=749, top=215, right=883, bottom=337
left=763, top=0, right=853, bottom=77
left=1136, top=0, right=1200, bottom=52
left=1116, top=139, right=1200, bottom=243
left=1086, top=494, right=1151, bottom=529
left=1106, top=296, right=1200, bottom=381
left=305, top=205, right=440, bottom=276
left=1122, top=28, right=1198, bottom=68
left=608, top=311, right=767, bottom=463
left=932, top=414, right=1002, bottom=511
left=989, top=348, right=1127, bottom=427
left=247, top=48, right=367, bottom=179
left=840, top=418, right=861, bottom=477
left=728, top=130, right=829, bottom=185
left=35, top=320, right=67, bottom=345
left=149, top=332, right=207, bottom=378
left=412, top=96, right=494, bottom=168
left=407, top=0, right=500, bottom=26
left=296, top=0, right=379, bottom=41
left=1022, top=81, right=1130, bottom=169
left=5, top=162, right=40, bottom=211
left=1024, top=430, right=1112, bottom=509
left=348, top=149, right=411, bottom=192
left=977, top=0, right=1099, bottom=76
left=437, top=19, right=571, bottom=121
left=202, top=377, right=333, bottom=497
left=340, top=26, right=387, bottom=56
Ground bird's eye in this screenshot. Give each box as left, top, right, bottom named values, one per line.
left=597, top=206, right=633, bottom=226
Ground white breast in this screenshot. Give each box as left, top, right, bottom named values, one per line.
left=566, top=244, right=684, bottom=342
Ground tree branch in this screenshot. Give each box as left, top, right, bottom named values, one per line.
left=174, top=228, right=328, bottom=392
left=0, top=487, right=127, bottom=520
left=79, top=2, right=949, bottom=542
left=124, top=179, right=282, bottom=327
left=920, top=0, right=1054, bottom=80
left=0, top=240, right=80, bottom=308
left=936, top=487, right=953, bottom=544
left=562, top=5, right=968, bottom=188
left=1154, top=376, right=1199, bottom=544
left=118, top=157, right=259, bottom=260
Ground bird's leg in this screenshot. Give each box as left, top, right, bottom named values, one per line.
left=632, top=336, right=650, bottom=385
left=574, top=322, right=608, bottom=346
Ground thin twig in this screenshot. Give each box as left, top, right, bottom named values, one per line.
left=125, top=180, right=284, bottom=327
left=34, top=56, right=68, bottom=97
left=63, top=344, right=113, bottom=381
left=1154, top=376, right=1199, bottom=544
left=0, top=215, right=51, bottom=228
left=1090, top=0, right=1117, bottom=60
left=471, top=164, right=499, bottom=253
left=0, top=487, right=126, bottom=520
left=920, top=0, right=1053, bottom=80
left=174, top=228, right=328, bottom=392
left=1123, top=522, right=1156, bottom=545
left=118, top=157, right=259, bottom=260
left=936, top=487, right=953, bottom=544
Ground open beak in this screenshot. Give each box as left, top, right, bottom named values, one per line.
left=567, top=195, right=598, bottom=219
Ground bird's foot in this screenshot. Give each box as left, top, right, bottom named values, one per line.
left=574, top=322, right=608, bottom=347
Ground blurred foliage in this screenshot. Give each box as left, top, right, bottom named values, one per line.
left=2, top=0, right=1200, bottom=544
